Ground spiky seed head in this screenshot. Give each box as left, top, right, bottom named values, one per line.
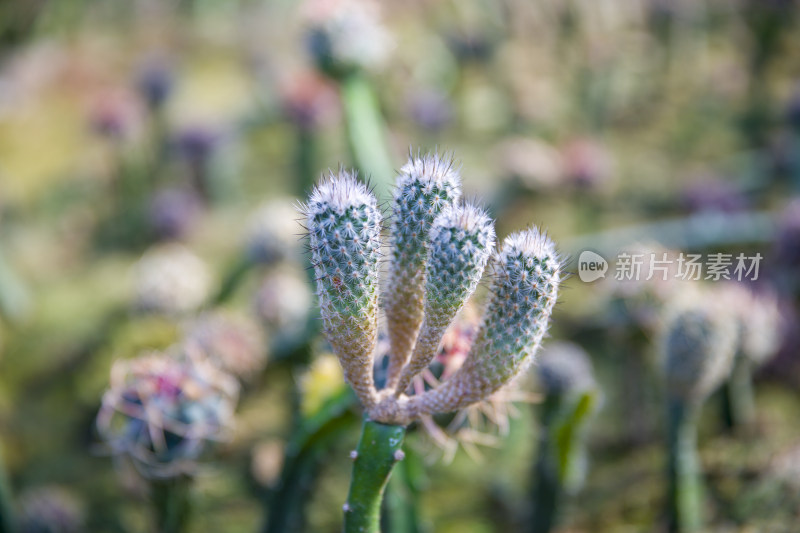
left=393, top=204, right=495, bottom=394
left=304, top=170, right=381, bottom=408
left=384, top=152, right=463, bottom=385
left=536, top=341, right=596, bottom=397
left=401, top=227, right=561, bottom=419
left=132, top=244, right=211, bottom=315
left=96, top=352, right=239, bottom=479
left=660, top=292, right=737, bottom=404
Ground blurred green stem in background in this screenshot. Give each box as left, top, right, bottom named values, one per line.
left=530, top=390, right=598, bottom=533
left=262, top=389, right=358, bottom=533
left=666, top=397, right=702, bottom=533
left=340, top=73, right=395, bottom=199
left=721, top=353, right=756, bottom=432
left=0, top=443, right=14, bottom=533
left=295, top=127, right=318, bottom=197
left=344, top=419, right=406, bottom=533
left=212, top=255, right=254, bottom=306
left=151, top=475, right=192, bottom=533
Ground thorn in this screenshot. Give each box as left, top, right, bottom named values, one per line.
left=343, top=503, right=351, bottom=512
left=349, top=450, right=358, bottom=460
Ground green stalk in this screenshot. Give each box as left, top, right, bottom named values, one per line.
left=295, top=127, right=318, bottom=197
left=382, top=445, right=425, bottom=533
left=530, top=395, right=563, bottom=533
left=340, top=73, right=395, bottom=199
left=0, top=443, right=14, bottom=533
left=262, top=389, right=358, bottom=533
left=721, top=353, right=755, bottom=432
left=211, top=255, right=254, bottom=306
left=344, top=419, right=406, bottom=533
left=151, top=475, right=192, bottom=533
left=530, top=391, right=596, bottom=533
left=666, top=397, right=702, bottom=533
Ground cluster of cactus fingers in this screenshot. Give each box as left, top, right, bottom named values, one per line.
left=302, top=151, right=562, bottom=426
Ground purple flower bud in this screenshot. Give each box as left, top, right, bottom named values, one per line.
left=149, top=187, right=203, bottom=241
left=136, top=58, right=174, bottom=111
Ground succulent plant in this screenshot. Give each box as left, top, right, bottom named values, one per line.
left=300, top=151, right=561, bottom=532
left=661, top=294, right=737, bottom=405
left=303, top=169, right=383, bottom=410
left=659, top=290, right=737, bottom=533
left=383, top=153, right=462, bottom=389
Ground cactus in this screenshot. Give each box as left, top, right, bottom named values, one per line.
left=402, top=229, right=561, bottom=420
left=530, top=342, right=600, bottom=533
left=301, top=155, right=560, bottom=531
left=660, top=293, right=737, bottom=532
left=303, top=170, right=383, bottom=409
left=393, top=203, right=494, bottom=396
left=384, top=153, right=462, bottom=389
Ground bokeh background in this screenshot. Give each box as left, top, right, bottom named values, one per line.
left=1, top=0, right=800, bottom=531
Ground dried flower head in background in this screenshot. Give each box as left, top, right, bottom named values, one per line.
left=132, top=244, right=211, bottom=315
left=253, top=269, right=313, bottom=338
left=246, top=199, right=303, bottom=266
left=96, top=352, right=239, bottom=479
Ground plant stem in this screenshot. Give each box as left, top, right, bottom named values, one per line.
left=212, top=255, right=254, bottom=306
left=151, top=475, right=192, bottom=533
left=721, top=353, right=755, bottom=431
left=340, top=73, right=395, bottom=199
left=666, top=397, right=702, bottom=533
left=344, top=419, right=406, bottom=533
left=295, top=127, right=318, bottom=197
left=0, top=443, right=14, bottom=533
left=530, top=394, right=563, bottom=533
left=382, top=445, right=425, bottom=533
left=262, top=389, right=359, bottom=533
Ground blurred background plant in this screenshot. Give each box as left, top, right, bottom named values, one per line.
left=0, top=0, right=799, bottom=531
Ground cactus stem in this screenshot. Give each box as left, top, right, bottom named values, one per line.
left=666, top=396, right=703, bottom=533
left=344, top=419, right=406, bottom=533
